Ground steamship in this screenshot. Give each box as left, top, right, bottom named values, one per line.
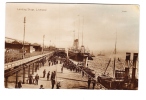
left=68, top=39, right=93, bottom=62
left=68, top=16, right=93, bottom=62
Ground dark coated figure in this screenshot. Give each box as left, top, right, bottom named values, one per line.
left=43, top=69, right=46, bottom=78
left=40, top=85, right=44, bottom=89
left=47, top=71, right=50, bottom=81
left=35, top=74, right=39, bottom=85
left=29, top=74, right=33, bottom=84
left=61, top=67, right=63, bottom=73
left=88, top=77, right=91, bottom=89
left=17, top=80, right=22, bottom=88
left=92, top=80, right=96, bottom=89
left=56, top=82, right=61, bottom=89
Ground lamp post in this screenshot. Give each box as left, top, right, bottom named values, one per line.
left=22, top=17, right=26, bottom=59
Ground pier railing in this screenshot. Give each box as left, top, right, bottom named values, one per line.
left=69, top=59, right=107, bottom=89
left=5, top=51, right=54, bottom=70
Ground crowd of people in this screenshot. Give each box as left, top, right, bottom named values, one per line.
left=63, top=59, right=97, bottom=89
left=25, top=74, right=40, bottom=85
left=17, top=56, right=61, bottom=89
left=15, top=55, right=99, bottom=89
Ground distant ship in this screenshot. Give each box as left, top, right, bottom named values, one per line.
left=97, top=51, right=105, bottom=56
left=90, top=52, right=95, bottom=57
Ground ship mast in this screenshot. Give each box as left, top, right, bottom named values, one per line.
left=82, top=16, right=84, bottom=46
left=74, top=21, right=75, bottom=40
left=73, top=21, right=75, bottom=49
left=113, top=30, right=117, bottom=78
left=78, top=15, right=80, bottom=49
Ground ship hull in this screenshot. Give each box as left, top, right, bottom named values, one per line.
left=68, top=51, right=84, bottom=61
left=97, top=74, right=138, bottom=90
left=68, top=51, right=93, bottom=62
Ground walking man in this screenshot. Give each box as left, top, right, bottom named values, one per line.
left=92, top=80, right=96, bottom=89
left=29, top=74, right=33, bottom=84
left=54, top=71, right=56, bottom=79
left=88, top=77, right=91, bottom=89
left=43, top=69, right=46, bottom=78
left=51, top=78, right=55, bottom=89
left=47, top=71, right=50, bottom=81
left=17, top=80, right=22, bottom=88
left=35, top=74, right=39, bottom=85
left=61, top=66, right=63, bottom=73
left=49, top=62, right=50, bottom=66
left=51, top=72, right=56, bottom=89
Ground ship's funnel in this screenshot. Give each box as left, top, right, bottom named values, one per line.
left=126, top=52, right=131, bottom=66
left=133, top=53, right=138, bottom=67
left=73, top=39, right=79, bottom=49
left=132, top=53, right=138, bottom=80
left=126, top=52, right=131, bottom=61
left=81, top=45, right=85, bottom=54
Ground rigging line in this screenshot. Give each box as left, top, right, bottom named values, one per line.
left=104, top=58, right=111, bottom=74
left=109, top=31, right=117, bottom=57
left=115, top=32, right=117, bottom=54
left=82, top=16, right=84, bottom=46
left=108, top=31, right=118, bottom=59
left=78, top=15, right=80, bottom=39
left=113, top=30, right=117, bottom=78
left=73, top=21, right=75, bottom=48
left=78, top=15, right=80, bottom=48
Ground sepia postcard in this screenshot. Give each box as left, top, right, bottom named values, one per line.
left=4, top=2, right=139, bottom=90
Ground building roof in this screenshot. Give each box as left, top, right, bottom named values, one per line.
left=5, top=37, right=41, bottom=46
left=32, top=43, right=40, bottom=46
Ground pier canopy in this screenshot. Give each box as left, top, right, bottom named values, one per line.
left=5, top=51, right=54, bottom=70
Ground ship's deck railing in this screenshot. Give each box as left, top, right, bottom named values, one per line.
left=5, top=51, right=54, bottom=70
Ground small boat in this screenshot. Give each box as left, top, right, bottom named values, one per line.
left=97, top=51, right=105, bottom=56
left=90, top=52, right=95, bottom=57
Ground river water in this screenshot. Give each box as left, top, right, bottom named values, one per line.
left=87, top=54, right=139, bottom=79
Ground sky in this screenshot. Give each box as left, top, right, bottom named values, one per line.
left=5, top=3, right=139, bottom=54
